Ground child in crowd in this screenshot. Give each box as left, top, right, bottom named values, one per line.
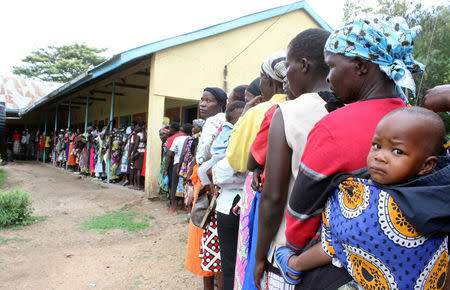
left=276, top=106, right=449, bottom=289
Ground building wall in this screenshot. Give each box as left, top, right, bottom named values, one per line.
left=145, top=9, right=322, bottom=196
left=152, top=10, right=319, bottom=99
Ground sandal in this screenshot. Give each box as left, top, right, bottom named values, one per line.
left=275, top=246, right=304, bottom=285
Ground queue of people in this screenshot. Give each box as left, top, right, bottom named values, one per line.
left=156, top=16, right=450, bottom=290
left=7, top=121, right=148, bottom=190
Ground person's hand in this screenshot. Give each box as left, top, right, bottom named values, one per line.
left=421, top=84, right=450, bottom=112
left=206, top=168, right=213, bottom=183
left=199, top=184, right=211, bottom=195
left=243, top=96, right=264, bottom=115
left=251, top=167, right=263, bottom=192
left=253, top=257, right=268, bottom=290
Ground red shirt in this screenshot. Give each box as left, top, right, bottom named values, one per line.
left=167, top=133, right=183, bottom=149
left=12, top=133, right=21, bottom=141
left=285, top=97, right=405, bottom=251
left=250, top=105, right=277, bottom=185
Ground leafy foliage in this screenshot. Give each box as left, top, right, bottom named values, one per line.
left=0, top=189, right=34, bottom=228
left=13, top=43, right=107, bottom=83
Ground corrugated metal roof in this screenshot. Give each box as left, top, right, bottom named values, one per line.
left=0, top=75, right=61, bottom=113
left=20, top=1, right=331, bottom=116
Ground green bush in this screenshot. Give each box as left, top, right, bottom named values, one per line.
left=0, top=189, right=34, bottom=228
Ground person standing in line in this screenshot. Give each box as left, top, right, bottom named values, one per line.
left=167, top=123, right=192, bottom=213
left=185, top=87, right=228, bottom=290
left=279, top=16, right=423, bottom=289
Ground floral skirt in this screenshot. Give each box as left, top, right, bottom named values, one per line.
left=176, top=177, right=185, bottom=198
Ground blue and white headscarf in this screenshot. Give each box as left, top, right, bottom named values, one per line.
left=325, top=16, right=425, bottom=103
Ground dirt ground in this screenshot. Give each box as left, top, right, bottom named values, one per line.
left=0, top=161, right=203, bottom=289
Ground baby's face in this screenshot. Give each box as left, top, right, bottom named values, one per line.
left=367, top=113, right=432, bottom=184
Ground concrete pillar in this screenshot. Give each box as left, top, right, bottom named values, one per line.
left=145, top=55, right=164, bottom=199
left=107, top=81, right=115, bottom=183
left=84, top=93, right=90, bottom=132
left=53, top=106, right=58, bottom=166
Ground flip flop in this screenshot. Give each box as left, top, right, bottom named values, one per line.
left=274, top=246, right=304, bottom=285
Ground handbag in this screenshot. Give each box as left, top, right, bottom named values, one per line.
left=184, top=181, right=194, bottom=206
left=191, top=185, right=219, bottom=229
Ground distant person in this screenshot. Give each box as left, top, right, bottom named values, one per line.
left=12, top=130, right=21, bottom=159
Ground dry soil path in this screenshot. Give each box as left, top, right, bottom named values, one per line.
left=0, top=161, right=202, bottom=289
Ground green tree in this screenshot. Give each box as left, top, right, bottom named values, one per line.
left=13, top=43, right=108, bottom=83
left=343, top=0, right=450, bottom=133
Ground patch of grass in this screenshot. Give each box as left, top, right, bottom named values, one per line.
left=0, top=189, right=34, bottom=228
left=81, top=212, right=153, bottom=234
left=119, top=205, right=129, bottom=211
left=30, top=215, right=48, bottom=222
left=0, top=170, right=6, bottom=187
left=7, top=216, right=47, bottom=231
left=0, top=236, right=29, bottom=245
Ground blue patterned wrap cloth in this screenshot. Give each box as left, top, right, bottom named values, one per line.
left=325, top=16, right=425, bottom=103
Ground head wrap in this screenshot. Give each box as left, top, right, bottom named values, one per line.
left=204, top=87, right=227, bottom=110
left=247, top=77, right=261, bottom=96
left=325, top=16, right=425, bottom=102
left=193, top=119, right=205, bottom=128
left=260, top=51, right=287, bottom=84
left=126, top=126, right=132, bottom=135
left=231, top=85, right=248, bottom=100
left=159, top=127, right=169, bottom=134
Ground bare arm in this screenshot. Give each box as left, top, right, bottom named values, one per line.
left=288, top=242, right=332, bottom=273
left=247, top=151, right=262, bottom=171
left=242, top=95, right=263, bottom=115
left=164, top=150, right=174, bottom=175
left=248, top=152, right=264, bottom=192
left=254, top=109, right=292, bottom=285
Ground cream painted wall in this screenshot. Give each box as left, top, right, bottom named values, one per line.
left=153, top=10, right=319, bottom=100
left=144, top=9, right=322, bottom=195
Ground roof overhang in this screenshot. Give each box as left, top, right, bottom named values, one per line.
left=19, top=1, right=331, bottom=117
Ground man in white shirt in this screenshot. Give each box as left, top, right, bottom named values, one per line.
left=167, top=123, right=193, bottom=214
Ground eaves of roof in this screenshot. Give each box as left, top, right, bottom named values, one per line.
left=20, top=1, right=331, bottom=116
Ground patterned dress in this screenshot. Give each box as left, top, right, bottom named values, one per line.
left=198, top=114, right=225, bottom=273
left=158, top=141, right=169, bottom=197
left=199, top=213, right=221, bottom=272
left=322, top=178, right=448, bottom=289
left=120, top=136, right=131, bottom=174
left=234, top=173, right=255, bottom=289
left=110, top=137, right=121, bottom=180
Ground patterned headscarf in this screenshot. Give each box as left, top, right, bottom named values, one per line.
left=159, top=127, right=169, bottom=134
left=193, top=119, right=205, bottom=128
left=260, top=52, right=287, bottom=84
left=325, top=16, right=425, bottom=102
